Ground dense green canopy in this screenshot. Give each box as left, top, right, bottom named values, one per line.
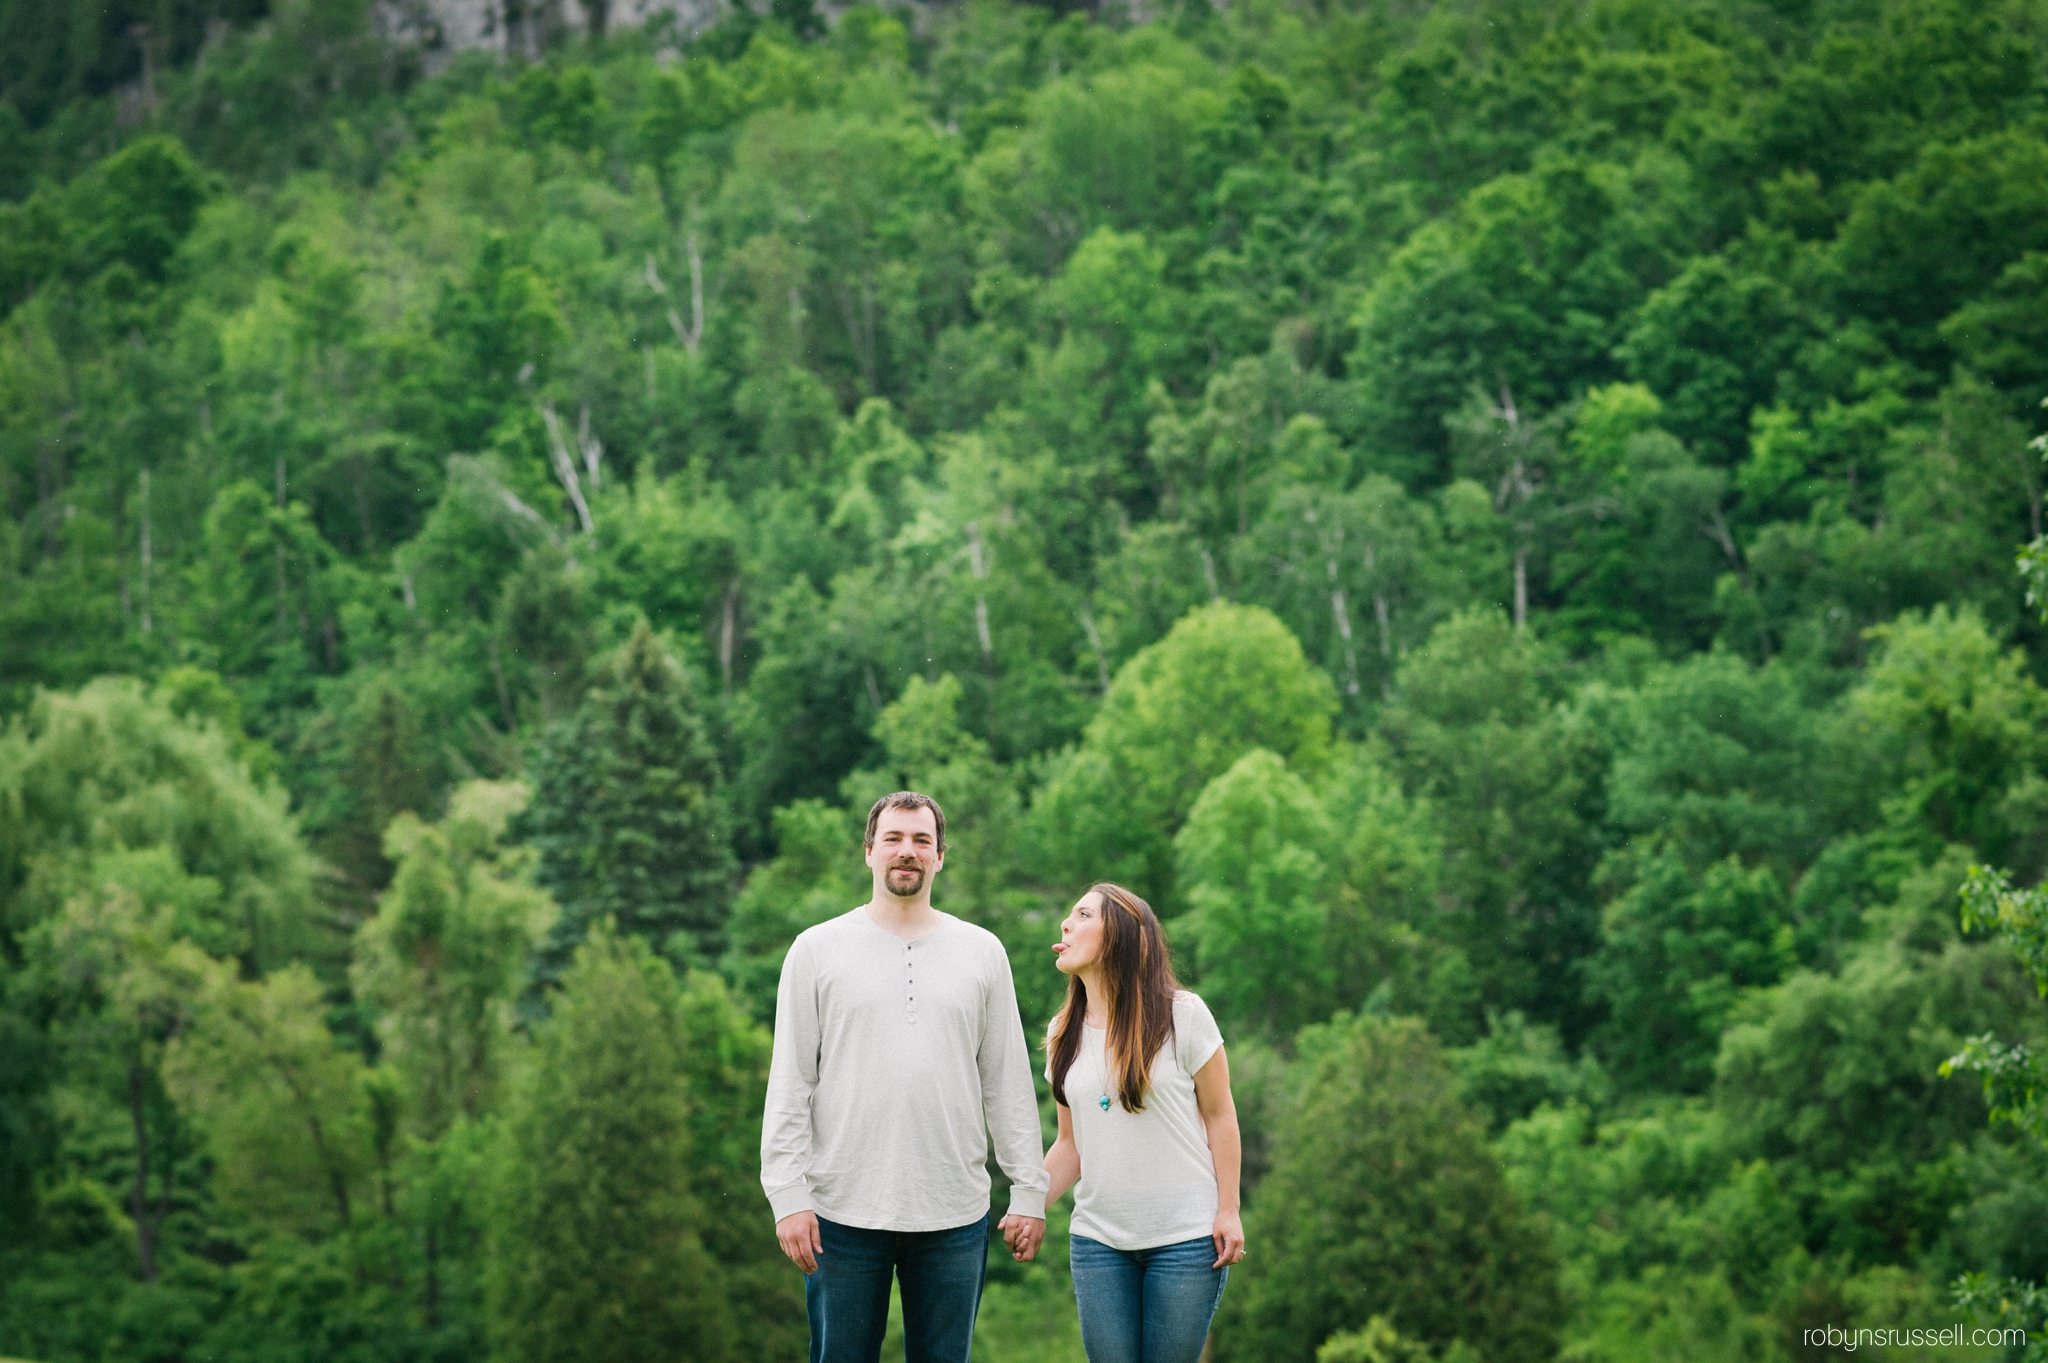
left=3, top=0, right=2048, bottom=1358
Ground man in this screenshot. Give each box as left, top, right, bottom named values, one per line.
left=762, top=790, right=1049, bottom=1363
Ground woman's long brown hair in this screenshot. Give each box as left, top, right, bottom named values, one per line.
left=1048, top=883, right=1181, bottom=1114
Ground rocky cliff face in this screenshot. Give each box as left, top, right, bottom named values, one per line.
left=376, top=0, right=730, bottom=65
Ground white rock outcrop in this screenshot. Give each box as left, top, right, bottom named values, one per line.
left=377, top=0, right=731, bottom=65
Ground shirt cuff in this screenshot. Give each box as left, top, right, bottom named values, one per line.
left=1005, top=1186, right=1047, bottom=1220
left=766, top=1180, right=813, bottom=1223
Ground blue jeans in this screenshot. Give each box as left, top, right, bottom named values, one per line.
left=805, top=1213, right=988, bottom=1363
left=1070, top=1234, right=1228, bottom=1363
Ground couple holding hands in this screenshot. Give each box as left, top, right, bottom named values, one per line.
left=762, top=791, right=1245, bottom=1363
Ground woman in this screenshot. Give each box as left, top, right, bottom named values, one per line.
left=1037, top=882, right=1244, bottom=1363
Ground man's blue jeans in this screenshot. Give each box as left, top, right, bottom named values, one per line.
left=1070, top=1233, right=1228, bottom=1363
left=805, top=1213, right=988, bottom=1363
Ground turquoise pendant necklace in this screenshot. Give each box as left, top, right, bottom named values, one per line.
left=1096, top=1024, right=1112, bottom=1109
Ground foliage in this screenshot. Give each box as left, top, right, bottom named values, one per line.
left=1952, top=1273, right=2048, bottom=1361
left=1214, top=1013, right=1565, bottom=1363
left=352, top=779, right=554, bottom=1138
left=1316, top=1316, right=1476, bottom=1363
left=1943, top=865, right=2048, bottom=1149
left=3, top=0, right=2048, bottom=1356
left=1034, top=601, right=1337, bottom=906
left=522, top=622, right=735, bottom=982
left=0, top=675, right=316, bottom=968
left=1174, top=747, right=1336, bottom=1037
left=484, top=925, right=750, bottom=1363
left=163, top=961, right=371, bottom=1239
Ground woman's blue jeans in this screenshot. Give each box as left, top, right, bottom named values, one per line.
left=1070, top=1233, right=1228, bottom=1363
left=805, top=1213, right=988, bottom=1363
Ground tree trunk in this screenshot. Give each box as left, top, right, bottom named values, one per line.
left=1512, top=539, right=1528, bottom=632
left=129, top=1064, right=158, bottom=1283
left=424, top=1220, right=441, bottom=1330
left=37, top=438, right=59, bottom=558
left=1328, top=560, right=1360, bottom=697
left=139, top=468, right=152, bottom=635
left=353, top=452, right=374, bottom=552
left=1079, top=604, right=1111, bottom=694
left=275, top=457, right=290, bottom=631
left=719, top=580, right=737, bottom=696
left=541, top=404, right=595, bottom=535
left=1702, top=507, right=1748, bottom=589
left=686, top=230, right=704, bottom=353
left=489, top=636, right=516, bottom=730
left=310, top=1112, right=352, bottom=1228
left=967, top=522, right=995, bottom=668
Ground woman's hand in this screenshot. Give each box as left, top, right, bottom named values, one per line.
left=998, top=1213, right=1046, bottom=1261
left=1211, top=1208, right=1245, bottom=1268
left=1194, top=1047, right=1245, bottom=1270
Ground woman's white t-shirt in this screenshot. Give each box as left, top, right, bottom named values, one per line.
left=1045, top=991, right=1225, bottom=1252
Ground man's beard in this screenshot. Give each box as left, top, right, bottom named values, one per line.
left=885, top=864, right=927, bottom=896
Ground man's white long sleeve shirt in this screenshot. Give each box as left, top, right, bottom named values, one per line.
left=760, top=907, right=1050, bottom=1231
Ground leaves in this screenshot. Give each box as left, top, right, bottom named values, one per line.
left=4, top=1, right=2048, bottom=1358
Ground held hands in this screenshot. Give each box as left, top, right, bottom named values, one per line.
left=780, top=1210, right=1045, bottom=1269
left=1211, top=1209, right=1245, bottom=1269
left=997, top=1213, right=1046, bottom=1262
left=776, top=1210, right=823, bottom=1273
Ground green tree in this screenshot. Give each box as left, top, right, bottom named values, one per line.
left=1589, top=853, right=1794, bottom=1094
left=721, top=797, right=867, bottom=1020
left=0, top=676, right=318, bottom=969
left=523, top=622, right=735, bottom=981
left=492, top=545, right=595, bottom=728
left=1715, top=856, right=2048, bottom=1265
left=352, top=779, right=554, bottom=1139
left=163, top=961, right=372, bottom=1239
left=1586, top=649, right=1855, bottom=1087
left=839, top=672, right=1026, bottom=920
left=1317, top=1317, right=1474, bottom=1363
left=1213, top=1013, right=1565, bottom=1363
left=671, top=963, right=806, bottom=1363
left=175, top=477, right=346, bottom=722
left=293, top=670, right=442, bottom=911
left=1318, top=747, right=1468, bottom=1041
left=1855, top=606, right=2048, bottom=865
left=1174, top=748, right=1335, bottom=1037
left=1541, top=384, right=1745, bottom=651
left=1379, top=610, right=1606, bottom=1038
left=25, top=872, right=222, bottom=1281
left=1236, top=464, right=1471, bottom=710
left=484, top=925, right=737, bottom=1363
left=1947, top=865, right=2048, bottom=1148
left=1033, top=601, right=1337, bottom=905
left=1945, top=863, right=2048, bottom=1350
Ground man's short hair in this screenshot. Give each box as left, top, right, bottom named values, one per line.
left=865, top=791, right=947, bottom=853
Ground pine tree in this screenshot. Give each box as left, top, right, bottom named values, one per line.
left=1213, top=1014, right=1565, bottom=1363
left=521, top=622, right=735, bottom=986
left=484, top=925, right=736, bottom=1363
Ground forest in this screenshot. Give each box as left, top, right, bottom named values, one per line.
left=3, top=0, right=2048, bottom=1358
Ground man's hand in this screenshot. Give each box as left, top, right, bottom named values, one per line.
left=997, top=1213, right=1045, bottom=1262
left=777, top=1210, right=823, bottom=1273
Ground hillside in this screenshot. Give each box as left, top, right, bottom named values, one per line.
left=3, top=0, right=2048, bottom=1359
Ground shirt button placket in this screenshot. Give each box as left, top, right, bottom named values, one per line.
left=905, top=942, right=917, bottom=1024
